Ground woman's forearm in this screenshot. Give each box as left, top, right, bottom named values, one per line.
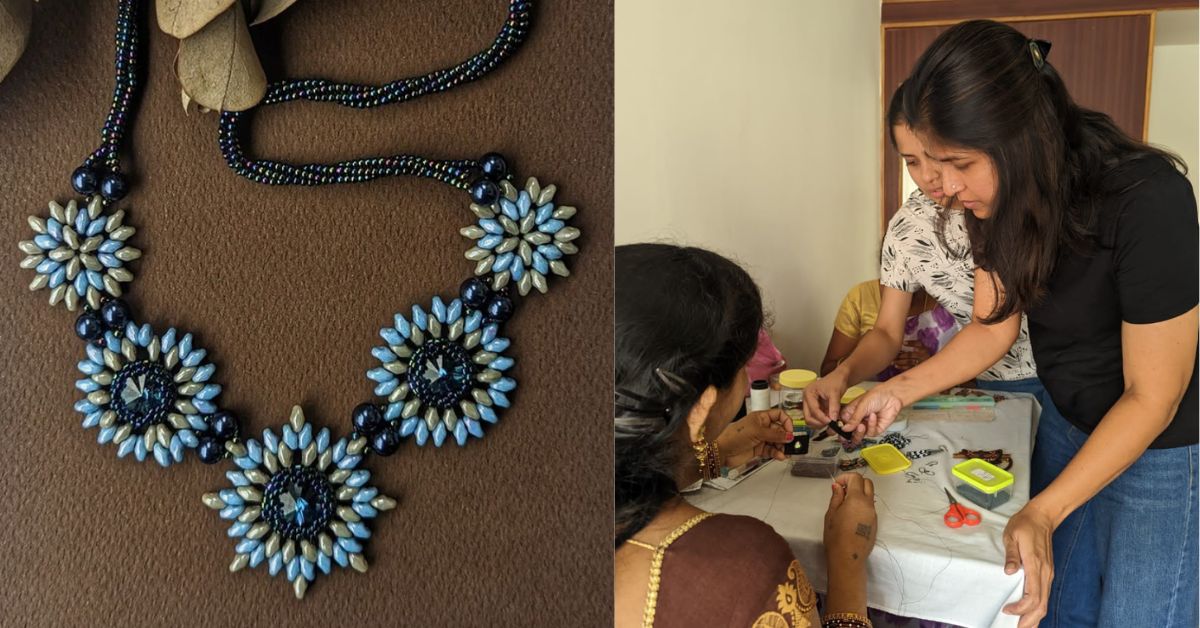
left=832, top=327, right=902, bottom=385
left=823, top=560, right=868, bottom=618
left=878, top=320, right=1016, bottom=406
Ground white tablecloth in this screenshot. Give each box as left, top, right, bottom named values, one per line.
left=688, top=394, right=1040, bottom=628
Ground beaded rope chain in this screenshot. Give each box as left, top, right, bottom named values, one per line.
left=17, top=0, right=578, bottom=599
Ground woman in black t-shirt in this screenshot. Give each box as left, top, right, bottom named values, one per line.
left=836, top=21, right=1198, bottom=628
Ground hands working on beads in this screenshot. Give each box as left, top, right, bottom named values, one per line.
left=823, top=472, right=877, bottom=618
left=804, top=374, right=906, bottom=444
left=716, top=408, right=793, bottom=468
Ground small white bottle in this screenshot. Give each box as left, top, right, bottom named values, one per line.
left=748, top=380, right=771, bottom=413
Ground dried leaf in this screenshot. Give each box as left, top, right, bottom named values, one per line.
left=0, top=0, right=33, bottom=84
left=157, top=0, right=237, bottom=39
left=251, top=0, right=297, bottom=26
left=176, top=6, right=266, bottom=111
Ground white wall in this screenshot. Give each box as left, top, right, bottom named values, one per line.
left=615, top=0, right=882, bottom=371
left=1148, top=9, right=1199, bottom=201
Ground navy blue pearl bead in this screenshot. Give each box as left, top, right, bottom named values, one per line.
left=371, top=427, right=401, bottom=456
left=470, top=178, right=500, bottom=205
left=100, top=299, right=130, bottom=330
left=352, top=403, right=385, bottom=436
left=480, top=153, right=508, bottom=181
left=208, top=411, right=239, bottom=440
left=197, top=437, right=225, bottom=464
left=100, top=173, right=128, bottom=201
left=75, top=311, right=104, bottom=341
left=71, top=167, right=99, bottom=195
left=485, top=295, right=514, bottom=322
left=460, top=277, right=490, bottom=310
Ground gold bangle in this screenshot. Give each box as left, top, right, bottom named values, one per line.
left=822, top=612, right=873, bottom=628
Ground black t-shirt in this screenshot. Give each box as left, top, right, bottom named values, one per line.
left=1027, top=156, right=1198, bottom=449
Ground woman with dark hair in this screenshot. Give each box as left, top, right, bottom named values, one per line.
left=615, top=243, right=878, bottom=628
left=824, top=20, right=1197, bottom=628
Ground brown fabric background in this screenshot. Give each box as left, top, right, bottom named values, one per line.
left=0, top=1, right=612, bottom=626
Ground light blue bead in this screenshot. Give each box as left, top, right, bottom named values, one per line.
left=98, top=239, right=122, bottom=254
left=76, top=378, right=100, bottom=393
left=338, top=538, right=363, bottom=553
left=432, top=423, right=447, bottom=447
left=154, top=445, right=171, bottom=467
left=337, top=454, right=361, bottom=470
left=493, top=252, right=513, bottom=273
left=533, top=253, right=549, bottom=275
left=316, top=427, right=330, bottom=453
left=499, top=198, right=520, bottom=221
left=195, top=384, right=221, bottom=401
left=227, top=521, right=251, bottom=538
left=352, top=502, right=378, bottom=519
left=117, top=437, right=137, bottom=458
left=269, top=553, right=284, bottom=576
left=125, top=322, right=139, bottom=339
left=535, top=202, right=555, bottom=224
left=380, top=327, right=403, bottom=346
left=179, top=334, right=193, bottom=359
left=479, top=405, right=499, bottom=424
left=46, top=217, right=62, bottom=239
left=263, top=430, right=279, bottom=454
left=384, top=403, right=402, bottom=421
left=332, top=439, right=346, bottom=462
left=447, top=299, right=462, bottom=324
left=489, top=390, right=511, bottom=408
left=537, top=244, right=563, bottom=260
left=538, top=219, right=566, bottom=234
left=219, top=489, right=243, bottom=505
left=73, top=272, right=87, bottom=296
left=137, top=324, right=152, bottom=347
left=517, top=191, right=532, bottom=216
left=161, top=328, right=177, bottom=352
left=186, top=415, right=207, bottom=431
left=465, top=311, right=482, bottom=333
left=82, top=411, right=101, bottom=428
left=250, top=545, right=266, bottom=568
left=493, top=377, right=516, bottom=392
left=135, top=438, right=147, bottom=461
left=374, top=379, right=399, bottom=396
left=367, top=367, right=395, bottom=383
left=482, top=324, right=498, bottom=344
left=219, top=505, right=242, bottom=520
left=511, top=260, right=525, bottom=281
left=348, top=521, right=371, bottom=539
left=432, top=296, right=447, bottom=323
left=286, top=557, right=299, bottom=582
left=170, top=435, right=184, bottom=462
left=98, top=426, right=116, bottom=444
left=301, top=558, right=315, bottom=581
left=354, top=487, right=378, bottom=503
left=371, top=346, right=395, bottom=363
left=466, top=418, right=484, bottom=438
left=334, top=545, right=349, bottom=568
left=485, top=338, right=511, bottom=352
left=299, top=424, right=312, bottom=449
left=74, top=399, right=97, bottom=414
left=479, top=218, right=503, bottom=234
left=454, top=421, right=468, bottom=446
left=226, top=471, right=249, bottom=487
left=74, top=210, right=89, bottom=233
left=246, top=440, right=263, bottom=463
left=48, top=266, right=65, bottom=288
left=86, top=270, right=104, bottom=291
left=34, top=234, right=58, bottom=249
left=182, top=349, right=207, bottom=368
left=415, top=422, right=429, bottom=446
left=235, top=457, right=257, bottom=470
left=412, top=305, right=428, bottom=331
left=346, top=470, right=370, bottom=488
left=193, top=363, right=216, bottom=382
left=193, top=399, right=216, bottom=414
left=86, top=219, right=104, bottom=237
left=283, top=425, right=298, bottom=451
left=99, top=253, right=121, bottom=268
left=35, top=258, right=59, bottom=274
left=399, top=417, right=418, bottom=437
left=490, top=357, right=515, bottom=371
left=478, top=234, right=503, bottom=249
left=236, top=538, right=261, bottom=555
left=85, top=343, right=105, bottom=366
left=317, top=553, right=331, bottom=575
left=178, top=429, right=198, bottom=448
left=392, top=314, right=411, bottom=338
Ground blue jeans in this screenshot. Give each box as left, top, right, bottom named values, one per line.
left=978, top=378, right=1199, bottom=627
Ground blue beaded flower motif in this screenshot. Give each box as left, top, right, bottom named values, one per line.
left=203, top=407, right=396, bottom=599
left=18, top=197, right=140, bottom=311
left=369, top=296, right=516, bottom=447
left=74, top=322, right=221, bottom=466
left=462, top=177, right=580, bottom=296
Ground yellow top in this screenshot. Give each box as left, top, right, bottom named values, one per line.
left=833, top=279, right=882, bottom=339
left=841, top=385, right=867, bottom=404
left=778, top=369, right=818, bottom=389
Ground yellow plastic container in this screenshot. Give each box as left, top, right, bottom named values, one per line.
left=952, top=458, right=1014, bottom=509
left=841, top=385, right=867, bottom=405
left=860, top=443, right=911, bottom=475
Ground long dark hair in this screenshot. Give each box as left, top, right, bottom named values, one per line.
left=903, top=20, right=1185, bottom=323
left=615, top=244, right=763, bottom=547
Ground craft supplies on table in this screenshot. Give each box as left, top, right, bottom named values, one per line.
left=943, top=488, right=982, bottom=528
left=861, top=443, right=912, bottom=475
left=952, top=458, right=1014, bottom=510
left=776, top=369, right=818, bottom=456
left=898, top=389, right=999, bottom=423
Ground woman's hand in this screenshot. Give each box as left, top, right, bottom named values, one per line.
left=803, top=372, right=849, bottom=428
left=824, top=472, right=877, bottom=565
left=716, top=408, right=792, bottom=468
left=1000, top=502, right=1058, bottom=628
left=840, top=384, right=906, bottom=441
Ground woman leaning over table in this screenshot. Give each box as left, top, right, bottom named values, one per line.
left=821, top=20, right=1198, bottom=628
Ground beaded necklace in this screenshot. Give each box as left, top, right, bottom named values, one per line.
left=17, top=0, right=578, bottom=599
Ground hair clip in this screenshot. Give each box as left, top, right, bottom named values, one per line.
left=1028, top=39, right=1051, bottom=70
left=653, top=367, right=693, bottom=395
left=615, top=388, right=671, bottom=418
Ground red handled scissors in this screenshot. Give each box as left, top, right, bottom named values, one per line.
left=943, top=488, right=981, bottom=528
